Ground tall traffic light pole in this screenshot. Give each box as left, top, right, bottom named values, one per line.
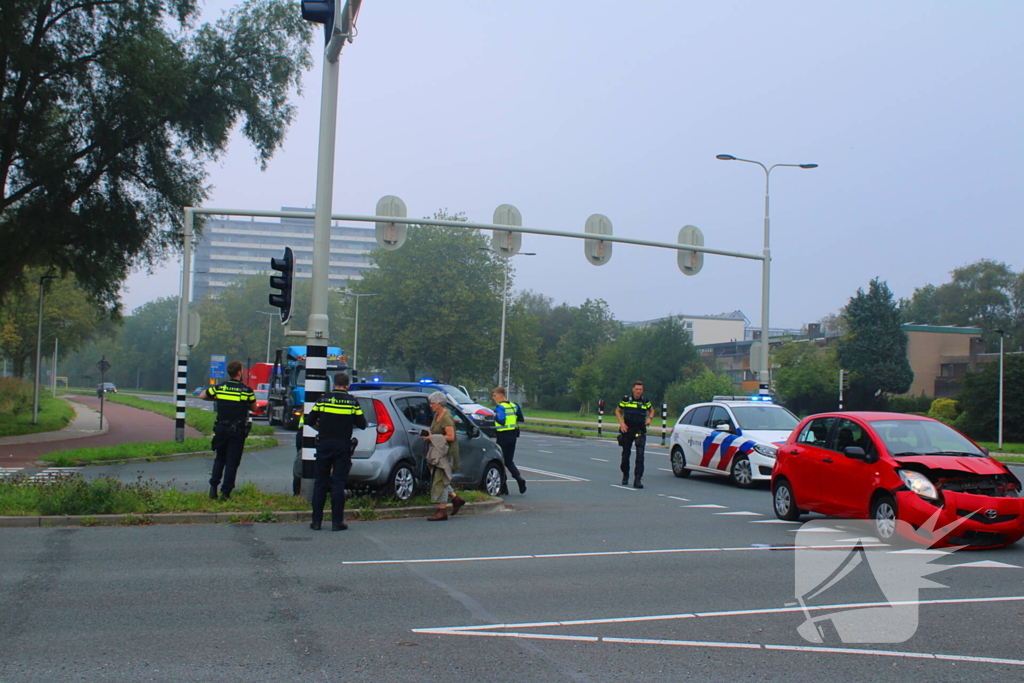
left=296, top=0, right=362, bottom=485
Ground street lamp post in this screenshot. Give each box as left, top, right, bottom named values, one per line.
left=255, top=311, right=276, bottom=363
left=994, top=329, right=1005, bottom=450
left=33, top=273, right=56, bottom=424
left=716, top=154, right=818, bottom=394
left=337, top=292, right=378, bottom=382
left=480, top=248, right=536, bottom=388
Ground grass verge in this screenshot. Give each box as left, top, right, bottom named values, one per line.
left=0, top=396, right=75, bottom=438
left=41, top=435, right=278, bottom=467
left=0, top=477, right=494, bottom=517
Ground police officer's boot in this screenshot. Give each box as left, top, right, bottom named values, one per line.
left=209, top=485, right=218, bottom=500
left=621, top=473, right=629, bottom=486
left=633, top=476, right=643, bottom=489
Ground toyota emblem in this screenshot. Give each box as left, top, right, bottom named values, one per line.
left=984, top=509, right=998, bottom=519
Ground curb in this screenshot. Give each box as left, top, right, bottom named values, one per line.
left=0, top=498, right=504, bottom=529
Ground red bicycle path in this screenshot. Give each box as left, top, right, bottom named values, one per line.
left=1, top=396, right=203, bottom=467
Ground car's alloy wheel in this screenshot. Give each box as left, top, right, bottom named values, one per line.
left=386, top=463, right=416, bottom=501
left=731, top=456, right=754, bottom=488
left=773, top=479, right=800, bottom=521
left=670, top=448, right=691, bottom=478
left=872, top=494, right=898, bottom=540
left=482, top=462, right=503, bottom=496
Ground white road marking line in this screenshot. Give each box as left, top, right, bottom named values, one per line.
left=517, top=466, right=589, bottom=482
left=418, top=595, right=1024, bottom=634
left=611, top=485, right=639, bottom=491
left=888, top=548, right=947, bottom=555
left=341, top=543, right=882, bottom=566
left=682, top=504, right=728, bottom=509
left=951, top=561, right=1022, bottom=569
left=660, top=495, right=690, bottom=502
left=657, top=468, right=672, bottom=472
left=788, top=527, right=844, bottom=533
left=538, top=450, right=554, bottom=454
left=714, top=511, right=762, bottom=516
left=605, top=637, right=760, bottom=650
left=590, top=458, right=608, bottom=462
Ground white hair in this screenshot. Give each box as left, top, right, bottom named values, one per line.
left=428, top=391, right=447, bottom=405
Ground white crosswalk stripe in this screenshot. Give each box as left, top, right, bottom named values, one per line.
left=0, top=467, right=24, bottom=478
left=27, top=467, right=83, bottom=482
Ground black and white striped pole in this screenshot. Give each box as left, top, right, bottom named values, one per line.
left=661, top=403, right=668, bottom=446
left=173, top=209, right=195, bottom=443
left=597, top=399, right=604, bottom=437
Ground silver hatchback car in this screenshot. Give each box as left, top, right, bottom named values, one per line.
left=292, top=390, right=505, bottom=501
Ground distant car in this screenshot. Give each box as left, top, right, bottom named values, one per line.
left=772, top=412, right=1024, bottom=548
left=98, top=382, right=117, bottom=393
left=669, top=396, right=799, bottom=487
left=292, top=390, right=505, bottom=501
left=349, top=380, right=497, bottom=437
left=250, top=389, right=269, bottom=420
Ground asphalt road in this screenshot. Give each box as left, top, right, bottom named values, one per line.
left=3, top=434, right=1024, bottom=682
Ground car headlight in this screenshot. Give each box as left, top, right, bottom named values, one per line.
left=752, top=443, right=777, bottom=458
left=898, top=469, right=938, bottom=500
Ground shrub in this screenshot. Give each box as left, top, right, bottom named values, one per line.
left=888, top=394, right=932, bottom=415
left=0, top=377, right=34, bottom=416
left=928, top=398, right=959, bottom=422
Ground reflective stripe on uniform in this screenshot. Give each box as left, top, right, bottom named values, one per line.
left=496, top=401, right=519, bottom=431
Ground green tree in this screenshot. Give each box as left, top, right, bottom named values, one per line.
left=569, top=352, right=602, bottom=415
left=956, top=355, right=1024, bottom=442
left=0, top=269, right=107, bottom=377
left=355, top=215, right=505, bottom=384
left=541, top=299, right=620, bottom=402
left=0, top=0, right=313, bottom=307
left=596, top=317, right=699, bottom=404
left=837, top=278, right=913, bottom=409
left=771, top=340, right=840, bottom=416
left=664, top=369, right=735, bottom=416
left=901, top=259, right=1023, bottom=349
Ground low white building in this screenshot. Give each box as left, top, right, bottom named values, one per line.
left=624, top=311, right=748, bottom=346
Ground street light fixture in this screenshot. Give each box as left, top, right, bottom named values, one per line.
left=255, top=311, right=276, bottom=363
left=994, top=329, right=1005, bottom=451
left=337, top=292, right=378, bottom=382
left=33, top=273, right=56, bottom=424
left=480, top=247, right=537, bottom=388
left=716, top=154, right=818, bottom=394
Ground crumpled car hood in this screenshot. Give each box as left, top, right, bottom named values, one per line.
left=893, top=454, right=1008, bottom=476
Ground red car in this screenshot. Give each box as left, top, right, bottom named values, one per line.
left=249, top=387, right=270, bottom=420
left=772, top=412, right=1024, bottom=549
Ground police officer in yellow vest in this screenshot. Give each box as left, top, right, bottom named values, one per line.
left=492, top=386, right=526, bottom=495
left=616, top=380, right=654, bottom=489
left=304, top=372, right=367, bottom=531
left=200, top=360, right=256, bottom=500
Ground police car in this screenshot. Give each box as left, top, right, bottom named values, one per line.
left=669, top=396, right=799, bottom=488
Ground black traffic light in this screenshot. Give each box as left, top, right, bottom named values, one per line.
left=301, top=0, right=335, bottom=42
left=269, top=247, right=294, bottom=324
left=840, top=369, right=850, bottom=391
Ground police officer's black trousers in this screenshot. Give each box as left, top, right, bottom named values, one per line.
left=210, top=427, right=246, bottom=495
left=312, top=441, right=353, bottom=526
left=619, top=430, right=646, bottom=478
left=496, top=432, right=522, bottom=484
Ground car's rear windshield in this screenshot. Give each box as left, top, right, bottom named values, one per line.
left=731, top=405, right=799, bottom=431
left=869, top=419, right=984, bottom=456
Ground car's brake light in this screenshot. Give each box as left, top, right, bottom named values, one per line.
left=374, top=399, right=394, bottom=444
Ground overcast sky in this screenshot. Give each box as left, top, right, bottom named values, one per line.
left=121, top=0, right=1023, bottom=331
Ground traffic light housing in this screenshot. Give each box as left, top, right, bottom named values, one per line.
left=301, top=0, right=335, bottom=41
left=269, top=247, right=294, bottom=324
left=840, top=369, right=850, bottom=391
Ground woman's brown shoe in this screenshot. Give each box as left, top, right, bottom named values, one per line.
left=450, top=496, right=466, bottom=516
left=427, top=510, right=448, bottom=521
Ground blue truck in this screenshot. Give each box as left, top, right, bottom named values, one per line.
left=266, top=346, right=348, bottom=430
